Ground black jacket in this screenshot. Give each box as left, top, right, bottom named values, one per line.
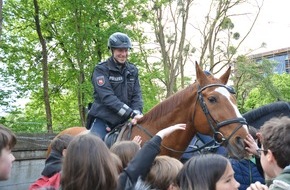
left=88, top=57, right=143, bottom=127
left=117, top=136, right=162, bottom=190
left=41, top=150, right=63, bottom=177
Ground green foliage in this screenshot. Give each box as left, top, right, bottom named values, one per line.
left=233, top=32, right=240, bottom=40
left=129, top=50, right=162, bottom=113
left=244, top=73, right=290, bottom=110
left=0, top=0, right=163, bottom=132
left=220, top=17, right=234, bottom=30
left=233, top=55, right=279, bottom=113
left=2, top=112, right=47, bottom=133
left=228, top=46, right=236, bottom=55
left=0, top=66, right=17, bottom=114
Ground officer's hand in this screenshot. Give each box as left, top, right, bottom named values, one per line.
left=131, top=114, right=143, bottom=125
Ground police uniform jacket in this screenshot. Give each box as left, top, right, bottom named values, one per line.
left=88, top=57, right=143, bottom=127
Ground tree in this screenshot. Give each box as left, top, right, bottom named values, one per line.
left=147, top=0, right=195, bottom=97
left=0, top=0, right=158, bottom=132
left=232, top=55, right=279, bottom=112
left=196, top=0, right=264, bottom=73
left=33, top=0, right=52, bottom=133
left=0, top=66, right=16, bottom=115
left=0, top=0, right=2, bottom=39
left=145, top=0, right=263, bottom=98
left=244, top=73, right=290, bottom=110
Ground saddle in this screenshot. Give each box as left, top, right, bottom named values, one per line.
left=104, top=122, right=133, bottom=148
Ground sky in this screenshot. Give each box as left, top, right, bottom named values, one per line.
left=183, top=0, right=290, bottom=56
left=178, top=0, right=290, bottom=77
left=237, top=0, right=290, bottom=54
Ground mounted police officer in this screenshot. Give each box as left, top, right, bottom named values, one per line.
left=87, top=32, right=143, bottom=140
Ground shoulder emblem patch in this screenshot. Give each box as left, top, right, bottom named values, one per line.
left=96, top=76, right=105, bottom=86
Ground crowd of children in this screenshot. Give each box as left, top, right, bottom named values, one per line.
left=1, top=116, right=290, bottom=190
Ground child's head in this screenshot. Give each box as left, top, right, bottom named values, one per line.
left=145, top=155, right=183, bottom=190
left=61, top=134, right=118, bottom=190
left=50, top=134, right=74, bottom=156
left=258, top=116, right=290, bottom=178
left=0, top=124, right=17, bottom=180
left=176, top=154, right=240, bottom=190
left=0, top=124, right=16, bottom=152
left=110, top=140, right=140, bottom=168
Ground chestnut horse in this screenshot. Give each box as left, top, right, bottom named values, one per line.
left=47, top=63, right=249, bottom=159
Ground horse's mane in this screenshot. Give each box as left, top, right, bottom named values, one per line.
left=139, top=84, right=196, bottom=123
left=242, top=101, right=290, bottom=123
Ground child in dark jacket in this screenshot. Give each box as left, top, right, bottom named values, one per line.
left=117, top=124, right=186, bottom=190
left=29, top=134, right=74, bottom=190
left=230, top=126, right=265, bottom=190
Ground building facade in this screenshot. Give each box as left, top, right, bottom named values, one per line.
left=250, top=47, right=290, bottom=74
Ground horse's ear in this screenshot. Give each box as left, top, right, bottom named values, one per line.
left=195, top=62, right=209, bottom=86
left=219, top=66, right=231, bottom=84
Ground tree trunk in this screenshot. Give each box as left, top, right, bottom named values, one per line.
left=0, top=0, right=3, bottom=40
left=77, top=70, right=86, bottom=127
left=73, top=7, right=86, bottom=127
left=33, top=0, right=53, bottom=133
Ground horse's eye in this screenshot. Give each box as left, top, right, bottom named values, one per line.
left=208, top=97, right=217, bottom=103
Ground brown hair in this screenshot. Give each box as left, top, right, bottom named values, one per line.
left=110, top=140, right=140, bottom=168
left=146, top=155, right=183, bottom=190
left=61, top=134, right=118, bottom=190
left=111, top=152, right=123, bottom=174
left=259, top=116, right=290, bottom=168
left=0, top=124, right=17, bottom=154
left=50, top=134, right=74, bottom=154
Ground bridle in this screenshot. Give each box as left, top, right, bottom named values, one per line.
left=126, top=83, right=248, bottom=154
left=197, top=84, right=248, bottom=145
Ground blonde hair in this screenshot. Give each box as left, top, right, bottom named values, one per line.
left=111, top=152, right=123, bottom=174
left=146, top=155, right=183, bottom=190
left=110, top=140, right=140, bottom=168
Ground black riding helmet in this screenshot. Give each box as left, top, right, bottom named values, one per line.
left=108, top=32, right=132, bottom=49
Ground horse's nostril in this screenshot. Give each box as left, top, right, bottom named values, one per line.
left=235, top=136, right=244, bottom=147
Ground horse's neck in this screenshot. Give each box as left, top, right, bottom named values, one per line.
left=141, top=110, right=190, bottom=130
left=133, top=84, right=205, bottom=158
left=139, top=86, right=198, bottom=134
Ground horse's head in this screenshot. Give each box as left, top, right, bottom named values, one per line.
left=194, top=63, right=249, bottom=159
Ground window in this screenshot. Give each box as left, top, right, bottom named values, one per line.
left=286, top=59, right=290, bottom=74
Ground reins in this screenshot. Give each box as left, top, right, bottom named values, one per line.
left=134, top=123, right=220, bottom=154
left=125, top=83, right=248, bottom=155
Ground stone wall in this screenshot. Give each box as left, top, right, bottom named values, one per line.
left=0, top=133, right=56, bottom=190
